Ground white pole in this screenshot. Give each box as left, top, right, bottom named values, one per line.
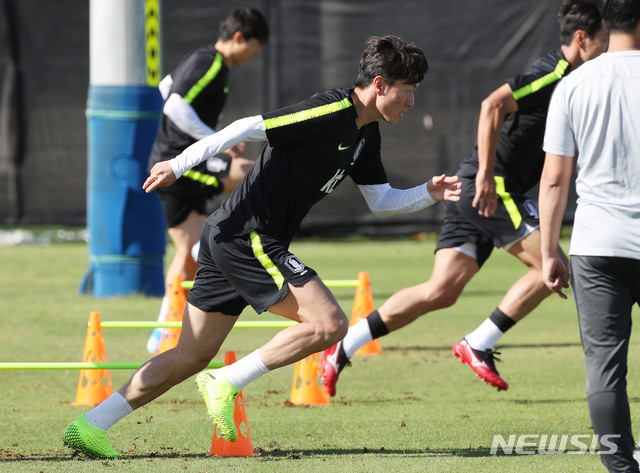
left=81, top=0, right=166, bottom=297
left=89, top=0, right=161, bottom=86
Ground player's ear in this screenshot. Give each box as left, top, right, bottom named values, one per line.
left=574, top=29, right=586, bottom=49
left=373, top=76, right=385, bottom=96
left=232, top=30, right=245, bottom=44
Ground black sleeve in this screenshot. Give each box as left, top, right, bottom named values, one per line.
left=171, top=50, right=215, bottom=97
left=349, top=125, right=388, bottom=185
left=506, top=52, right=569, bottom=113
left=262, top=92, right=353, bottom=147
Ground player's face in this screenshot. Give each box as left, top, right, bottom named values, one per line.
left=231, top=37, right=262, bottom=67
left=378, top=80, right=418, bottom=125
left=583, top=26, right=609, bottom=61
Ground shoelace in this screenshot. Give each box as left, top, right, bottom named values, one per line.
left=339, top=359, right=352, bottom=374
left=485, top=349, right=502, bottom=369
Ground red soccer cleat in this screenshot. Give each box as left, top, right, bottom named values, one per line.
left=453, top=338, right=509, bottom=391
left=321, top=341, right=350, bottom=397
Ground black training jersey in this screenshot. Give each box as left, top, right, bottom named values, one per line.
left=458, top=49, right=571, bottom=192
left=148, top=44, right=229, bottom=169
left=208, top=88, right=388, bottom=244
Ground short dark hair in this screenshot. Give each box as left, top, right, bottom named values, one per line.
left=218, top=8, right=270, bottom=45
left=601, top=0, right=640, bottom=33
left=354, top=35, right=428, bottom=88
left=558, top=0, right=604, bottom=44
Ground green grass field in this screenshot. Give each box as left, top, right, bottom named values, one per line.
left=1, top=234, right=638, bottom=472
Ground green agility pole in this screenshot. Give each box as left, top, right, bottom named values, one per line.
left=180, top=279, right=358, bottom=289
left=100, top=321, right=297, bottom=329
left=0, top=361, right=224, bottom=370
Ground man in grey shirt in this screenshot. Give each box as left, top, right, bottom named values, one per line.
left=539, top=1, right=640, bottom=471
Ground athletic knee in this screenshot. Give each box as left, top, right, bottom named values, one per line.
left=530, top=270, right=553, bottom=294
left=431, top=286, right=463, bottom=309
left=173, top=345, right=217, bottom=374
left=313, top=313, right=349, bottom=347
left=332, top=316, right=349, bottom=341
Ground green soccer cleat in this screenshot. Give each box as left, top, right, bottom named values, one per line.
left=195, top=368, right=239, bottom=442
left=63, top=414, right=122, bottom=459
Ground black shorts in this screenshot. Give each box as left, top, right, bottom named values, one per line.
left=188, top=222, right=318, bottom=316
left=436, top=175, right=539, bottom=267
left=156, top=155, right=232, bottom=228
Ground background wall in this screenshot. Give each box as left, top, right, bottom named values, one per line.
left=0, top=0, right=573, bottom=234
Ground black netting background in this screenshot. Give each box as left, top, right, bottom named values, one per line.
left=0, top=0, right=575, bottom=234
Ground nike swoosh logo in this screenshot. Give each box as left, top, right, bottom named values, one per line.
left=338, top=144, right=350, bottom=151
left=471, top=358, right=489, bottom=369
left=325, top=350, right=339, bottom=368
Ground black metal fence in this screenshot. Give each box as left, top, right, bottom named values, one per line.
left=0, top=0, right=573, bottom=234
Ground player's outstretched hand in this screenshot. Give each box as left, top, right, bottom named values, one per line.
left=427, top=174, right=461, bottom=202
left=143, top=161, right=177, bottom=193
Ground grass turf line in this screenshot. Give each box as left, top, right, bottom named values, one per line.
left=1, top=236, right=638, bottom=472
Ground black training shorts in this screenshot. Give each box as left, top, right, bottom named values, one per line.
left=156, top=155, right=232, bottom=228
left=188, top=223, right=318, bottom=316
left=436, top=175, right=539, bottom=267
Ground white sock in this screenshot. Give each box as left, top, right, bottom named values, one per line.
left=224, top=350, right=270, bottom=390
left=85, top=392, right=133, bottom=431
left=147, top=296, right=170, bottom=353
left=465, top=318, right=504, bottom=351
left=342, top=319, right=373, bottom=359
left=157, top=296, right=170, bottom=322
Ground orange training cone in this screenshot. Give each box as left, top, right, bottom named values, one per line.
left=157, top=274, right=186, bottom=354
left=74, top=311, right=113, bottom=406
left=210, top=351, right=254, bottom=457
left=350, top=271, right=381, bottom=356
left=289, top=352, right=330, bottom=405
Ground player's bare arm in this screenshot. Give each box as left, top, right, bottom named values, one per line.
left=474, top=83, right=518, bottom=217
left=539, top=152, right=574, bottom=299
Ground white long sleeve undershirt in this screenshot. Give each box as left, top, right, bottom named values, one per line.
left=168, top=114, right=436, bottom=216
left=164, top=93, right=216, bottom=140
left=158, top=74, right=173, bottom=100
left=169, top=115, right=266, bottom=178
left=358, top=182, right=436, bottom=217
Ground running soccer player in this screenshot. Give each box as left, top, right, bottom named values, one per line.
left=322, top=0, right=608, bottom=396
left=62, top=35, right=461, bottom=459
left=145, top=8, right=269, bottom=354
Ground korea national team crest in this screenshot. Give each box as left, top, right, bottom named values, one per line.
left=351, top=138, right=365, bottom=164
left=523, top=199, right=539, bottom=218
left=285, top=255, right=307, bottom=275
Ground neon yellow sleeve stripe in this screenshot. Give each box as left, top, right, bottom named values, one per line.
left=494, top=176, right=522, bottom=229
left=512, top=59, right=569, bottom=101
left=183, top=52, right=224, bottom=104
left=183, top=169, right=220, bottom=188
left=263, top=97, right=352, bottom=130
left=250, top=232, right=285, bottom=290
